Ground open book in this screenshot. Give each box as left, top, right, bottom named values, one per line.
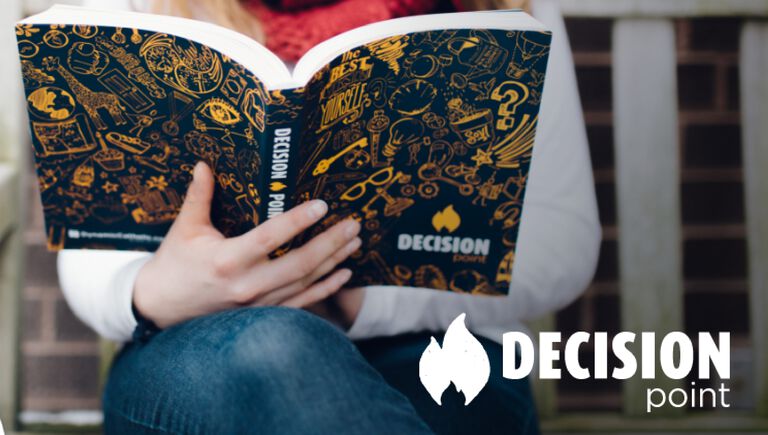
left=17, top=5, right=551, bottom=295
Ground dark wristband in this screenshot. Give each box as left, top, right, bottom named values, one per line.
left=132, top=303, right=161, bottom=342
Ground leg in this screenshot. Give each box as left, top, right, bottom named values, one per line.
left=104, top=307, right=433, bottom=435
left=356, top=333, right=539, bottom=435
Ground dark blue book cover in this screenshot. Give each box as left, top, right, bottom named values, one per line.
left=16, top=12, right=551, bottom=295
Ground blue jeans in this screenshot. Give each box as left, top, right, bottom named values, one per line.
left=104, top=307, right=539, bottom=434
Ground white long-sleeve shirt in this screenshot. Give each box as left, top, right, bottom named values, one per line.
left=58, top=0, right=601, bottom=343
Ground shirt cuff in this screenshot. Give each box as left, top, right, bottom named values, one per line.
left=107, top=255, right=152, bottom=341
left=346, top=286, right=398, bottom=340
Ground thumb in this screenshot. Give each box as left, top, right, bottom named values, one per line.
left=174, top=161, right=215, bottom=229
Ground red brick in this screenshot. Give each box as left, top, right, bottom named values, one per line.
left=23, top=300, right=42, bottom=342
left=55, top=300, right=98, bottom=341
left=22, top=355, right=100, bottom=400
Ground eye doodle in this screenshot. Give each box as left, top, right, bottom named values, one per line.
left=198, top=98, right=242, bottom=126
left=27, top=87, right=76, bottom=120
left=389, top=79, right=437, bottom=116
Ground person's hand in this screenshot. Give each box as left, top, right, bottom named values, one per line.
left=133, top=162, right=362, bottom=329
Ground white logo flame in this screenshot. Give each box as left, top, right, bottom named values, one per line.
left=419, top=313, right=490, bottom=405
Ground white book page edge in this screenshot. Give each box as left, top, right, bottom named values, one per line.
left=21, top=6, right=548, bottom=90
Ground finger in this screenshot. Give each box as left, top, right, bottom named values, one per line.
left=228, top=219, right=359, bottom=302
left=221, top=199, right=328, bottom=266
left=257, top=237, right=361, bottom=306
left=246, top=218, right=359, bottom=293
left=281, top=269, right=353, bottom=309
left=172, top=162, right=215, bottom=230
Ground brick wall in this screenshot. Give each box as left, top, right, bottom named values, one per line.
left=19, top=16, right=750, bottom=414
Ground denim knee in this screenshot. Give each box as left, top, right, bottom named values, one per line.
left=223, top=307, right=350, bottom=381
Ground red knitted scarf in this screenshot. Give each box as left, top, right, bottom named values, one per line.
left=244, top=0, right=463, bottom=61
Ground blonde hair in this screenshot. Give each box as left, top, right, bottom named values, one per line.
left=150, top=0, right=265, bottom=42
left=150, top=0, right=530, bottom=42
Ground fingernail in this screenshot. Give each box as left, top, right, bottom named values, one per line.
left=344, top=219, right=361, bottom=238
left=349, top=237, right=362, bottom=252
left=338, top=268, right=353, bottom=283
left=307, top=200, right=328, bottom=219
left=193, top=161, right=204, bottom=180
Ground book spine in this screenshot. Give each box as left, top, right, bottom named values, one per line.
left=259, top=91, right=303, bottom=221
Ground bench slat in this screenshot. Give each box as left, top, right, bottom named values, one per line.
left=613, top=18, right=684, bottom=417
left=740, top=21, right=768, bottom=417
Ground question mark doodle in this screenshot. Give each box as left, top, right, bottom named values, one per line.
left=490, top=81, right=529, bottom=131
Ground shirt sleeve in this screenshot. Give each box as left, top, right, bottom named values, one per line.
left=57, top=250, right=152, bottom=341
left=347, top=0, right=602, bottom=341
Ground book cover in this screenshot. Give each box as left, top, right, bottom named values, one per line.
left=16, top=19, right=551, bottom=295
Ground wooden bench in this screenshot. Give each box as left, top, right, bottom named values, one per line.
left=530, top=0, right=768, bottom=432
left=2, top=0, right=768, bottom=433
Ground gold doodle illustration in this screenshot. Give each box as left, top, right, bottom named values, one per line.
left=18, top=40, right=40, bottom=58
left=27, top=86, right=76, bottom=120
left=140, top=33, right=224, bottom=97
left=366, top=35, right=409, bottom=75
left=43, top=57, right=127, bottom=130
left=32, top=114, right=96, bottom=156
left=43, top=29, right=68, bottom=48
left=490, top=80, right=529, bottom=131
left=67, top=42, right=110, bottom=75
left=21, top=60, right=55, bottom=87
left=19, top=23, right=550, bottom=294
left=313, top=137, right=368, bottom=176
left=72, top=25, right=98, bottom=39
left=198, top=98, right=241, bottom=126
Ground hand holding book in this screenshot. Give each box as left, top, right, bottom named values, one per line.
left=133, top=162, right=361, bottom=328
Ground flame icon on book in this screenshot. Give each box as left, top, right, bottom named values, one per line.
left=270, top=181, right=287, bottom=192
left=432, top=205, right=461, bottom=233
left=419, top=313, right=490, bottom=405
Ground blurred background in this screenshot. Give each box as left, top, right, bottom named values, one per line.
left=2, top=0, right=767, bottom=432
